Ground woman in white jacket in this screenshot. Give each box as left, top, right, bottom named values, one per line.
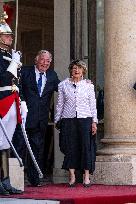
left=55, top=60, right=97, bottom=187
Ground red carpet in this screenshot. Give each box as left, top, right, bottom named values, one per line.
left=1, top=184, right=136, bottom=204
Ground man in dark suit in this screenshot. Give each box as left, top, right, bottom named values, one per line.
left=21, top=50, right=60, bottom=186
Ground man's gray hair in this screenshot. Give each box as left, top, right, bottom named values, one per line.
left=35, top=50, right=52, bottom=62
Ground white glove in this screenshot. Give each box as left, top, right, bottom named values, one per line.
left=20, top=101, right=28, bottom=126
left=7, top=50, right=22, bottom=77
left=12, top=49, right=21, bottom=64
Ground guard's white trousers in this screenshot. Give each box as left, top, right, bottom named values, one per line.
left=0, top=102, right=17, bottom=150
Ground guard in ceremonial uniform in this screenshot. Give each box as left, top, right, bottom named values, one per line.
left=0, top=12, right=27, bottom=195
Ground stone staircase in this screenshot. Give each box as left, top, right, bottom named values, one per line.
left=0, top=198, right=60, bottom=204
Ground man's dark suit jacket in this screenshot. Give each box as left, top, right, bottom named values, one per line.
left=21, top=65, right=60, bottom=130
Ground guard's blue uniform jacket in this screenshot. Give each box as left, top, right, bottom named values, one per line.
left=0, top=48, right=23, bottom=122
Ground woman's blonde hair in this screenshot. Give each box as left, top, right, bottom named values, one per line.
left=68, top=59, right=87, bottom=77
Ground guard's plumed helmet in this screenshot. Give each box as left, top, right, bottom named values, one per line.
left=0, top=12, right=13, bottom=35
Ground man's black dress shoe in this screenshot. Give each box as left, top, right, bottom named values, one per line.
left=32, top=182, right=45, bottom=187
left=28, top=176, right=45, bottom=187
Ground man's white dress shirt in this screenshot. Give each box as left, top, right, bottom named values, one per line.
left=35, top=67, right=47, bottom=96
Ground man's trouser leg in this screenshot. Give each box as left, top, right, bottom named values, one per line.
left=0, top=150, right=9, bottom=195
left=27, top=128, right=45, bottom=186
left=1, top=149, right=9, bottom=179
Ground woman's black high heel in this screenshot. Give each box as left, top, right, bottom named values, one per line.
left=83, top=182, right=91, bottom=187
left=68, top=181, right=76, bottom=187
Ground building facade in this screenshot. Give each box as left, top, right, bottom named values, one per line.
left=1, top=0, right=136, bottom=185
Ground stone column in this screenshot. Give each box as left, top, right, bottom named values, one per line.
left=88, top=0, right=96, bottom=83
left=94, top=0, right=136, bottom=185
left=53, top=0, right=70, bottom=183
left=74, top=0, right=82, bottom=59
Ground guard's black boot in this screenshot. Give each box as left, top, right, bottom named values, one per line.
left=2, top=177, right=23, bottom=195
left=0, top=182, right=9, bottom=195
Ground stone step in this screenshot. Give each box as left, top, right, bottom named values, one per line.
left=0, top=198, right=60, bottom=204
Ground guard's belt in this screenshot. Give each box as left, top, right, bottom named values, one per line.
left=0, top=86, right=19, bottom=92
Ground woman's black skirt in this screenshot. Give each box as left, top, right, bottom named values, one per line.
left=59, top=117, right=96, bottom=174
